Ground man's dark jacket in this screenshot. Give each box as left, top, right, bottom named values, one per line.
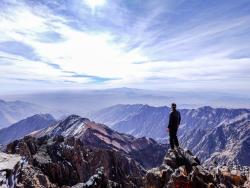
left=168, top=110, right=181, bottom=130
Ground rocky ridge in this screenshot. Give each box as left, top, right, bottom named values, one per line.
left=1, top=144, right=250, bottom=188
left=31, top=114, right=168, bottom=169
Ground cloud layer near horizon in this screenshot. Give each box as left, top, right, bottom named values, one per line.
left=0, top=0, right=250, bottom=93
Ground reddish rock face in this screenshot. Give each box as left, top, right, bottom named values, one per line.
left=16, top=165, right=58, bottom=188
left=6, top=135, right=145, bottom=187
left=31, top=115, right=168, bottom=170
left=4, top=115, right=169, bottom=187
left=3, top=137, right=250, bottom=188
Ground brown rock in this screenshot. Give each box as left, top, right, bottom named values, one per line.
left=16, top=165, right=57, bottom=188
left=6, top=136, right=144, bottom=187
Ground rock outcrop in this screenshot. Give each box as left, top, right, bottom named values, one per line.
left=144, top=148, right=250, bottom=188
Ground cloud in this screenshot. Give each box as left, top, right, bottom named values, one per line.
left=66, top=73, right=120, bottom=83
left=35, top=31, right=65, bottom=43
left=0, top=41, right=40, bottom=61
left=0, top=0, right=249, bottom=93
left=228, top=48, right=250, bottom=59
left=44, top=62, right=62, bottom=70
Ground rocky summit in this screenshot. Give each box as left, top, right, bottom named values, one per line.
left=1, top=142, right=250, bottom=188
left=144, top=148, right=250, bottom=188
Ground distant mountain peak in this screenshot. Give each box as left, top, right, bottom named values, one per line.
left=0, top=99, right=63, bottom=128
left=27, top=113, right=55, bottom=120
left=199, top=106, right=213, bottom=110
left=0, top=113, right=56, bottom=145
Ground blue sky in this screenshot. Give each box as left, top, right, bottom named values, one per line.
left=0, top=0, right=250, bottom=93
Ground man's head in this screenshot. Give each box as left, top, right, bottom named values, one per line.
left=171, top=103, right=177, bottom=111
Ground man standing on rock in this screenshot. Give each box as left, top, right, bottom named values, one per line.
left=168, top=103, right=181, bottom=150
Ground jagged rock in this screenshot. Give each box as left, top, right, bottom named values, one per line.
left=144, top=148, right=249, bottom=188
left=167, top=166, right=192, bottom=188
left=6, top=136, right=144, bottom=187
left=144, top=165, right=173, bottom=188
left=2, top=140, right=250, bottom=188
left=70, top=167, right=122, bottom=188
left=16, top=165, right=57, bottom=188
left=163, top=149, right=199, bottom=173
left=0, top=151, right=56, bottom=188
left=190, top=165, right=215, bottom=187
left=6, top=136, right=38, bottom=157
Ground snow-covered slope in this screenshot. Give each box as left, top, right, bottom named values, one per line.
left=0, top=152, right=21, bottom=170
left=0, top=114, right=56, bottom=145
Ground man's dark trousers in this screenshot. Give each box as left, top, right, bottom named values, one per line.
left=169, top=128, right=179, bottom=149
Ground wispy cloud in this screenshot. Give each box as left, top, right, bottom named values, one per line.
left=0, top=41, right=40, bottom=61
left=66, top=73, right=120, bottom=83
left=0, top=0, right=249, bottom=93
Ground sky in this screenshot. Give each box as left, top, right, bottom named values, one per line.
left=0, top=0, right=250, bottom=94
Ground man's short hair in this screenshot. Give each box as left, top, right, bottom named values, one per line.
left=171, top=103, right=177, bottom=108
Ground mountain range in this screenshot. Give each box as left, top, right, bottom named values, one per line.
left=0, top=114, right=56, bottom=145
left=0, top=99, right=62, bottom=128
left=1, top=114, right=249, bottom=187
left=90, top=104, right=250, bottom=165
left=1, top=102, right=249, bottom=167
left=2, top=88, right=250, bottom=116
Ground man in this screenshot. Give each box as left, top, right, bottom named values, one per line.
left=168, top=103, right=181, bottom=150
